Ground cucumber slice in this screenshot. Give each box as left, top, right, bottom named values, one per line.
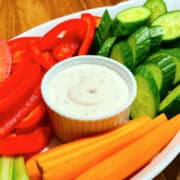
left=150, top=56, right=176, bottom=98
left=0, top=156, right=14, bottom=180
left=160, top=85, right=180, bottom=118
left=130, top=66, right=160, bottom=118
left=149, top=26, right=163, bottom=47
left=152, top=11, right=180, bottom=41
left=111, top=6, right=151, bottom=36
left=144, top=0, right=167, bottom=24
left=110, top=41, right=134, bottom=71
left=97, top=36, right=116, bottom=57
left=147, top=51, right=179, bottom=85
left=128, top=26, right=150, bottom=65
left=13, top=156, right=29, bottom=180
left=164, top=48, right=180, bottom=59
left=91, top=10, right=112, bottom=54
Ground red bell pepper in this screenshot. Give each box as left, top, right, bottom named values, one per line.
left=0, top=61, right=28, bottom=98
left=53, top=31, right=80, bottom=61
left=0, top=39, right=12, bottom=82
left=0, top=86, right=42, bottom=138
left=0, top=123, right=52, bottom=155
left=15, top=101, right=47, bottom=131
left=0, top=61, right=42, bottom=115
left=78, top=13, right=96, bottom=55
left=29, top=40, right=56, bottom=70
left=8, top=37, right=41, bottom=53
left=38, top=19, right=87, bottom=50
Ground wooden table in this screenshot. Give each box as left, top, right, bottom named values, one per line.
left=0, top=0, right=179, bottom=179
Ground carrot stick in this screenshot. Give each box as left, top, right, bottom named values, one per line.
left=26, top=115, right=151, bottom=178
left=36, top=115, right=150, bottom=162
left=25, top=154, right=41, bottom=180
left=76, top=114, right=180, bottom=180
left=41, top=114, right=167, bottom=180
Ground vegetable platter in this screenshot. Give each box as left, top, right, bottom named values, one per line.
left=0, top=0, right=180, bottom=179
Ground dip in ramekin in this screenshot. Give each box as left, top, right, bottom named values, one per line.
left=41, top=55, right=136, bottom=142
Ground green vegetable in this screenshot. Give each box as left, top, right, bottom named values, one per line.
left=130, top=66, right=160, bottom=118
left=152, top=11, right=180, bottom=41
left=149, top=26, right=163, bottom=47
left=110, top=40, right=134, bottom=71
left=97, top=37, right=116, bottom=57
left=127, top=26, right=150, bottom=65
left=111, top=6, right=151, bottom=36
left=160, top=85, right=180, bottom=118
left=13, top=156, right=29, bottom=180
left=144, top=0, right=167, bottom=24
left=0, top=156, right=14, bottom=180
left=91, top=10, right=112, bottom=53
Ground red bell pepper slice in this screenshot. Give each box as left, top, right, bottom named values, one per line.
left=0, top=39, right=12, bottom=83
left=0, top=86, right=42, bottom=138
left=53, top=31, right=80, bottom=61
left=0, top=61, right=42, bottom=115
left=38, top=19, right=87, bottom=50
left=0, top=123, right=52, bottom=155
left=29, top=40, right=56, bottom=70
left=15, top=101, right=47, bottom=131
left=78, top=13, right=96, bottom=55
left=8, top=37, right=41, bottom=53
left=0, top=61, right=28, bottom=98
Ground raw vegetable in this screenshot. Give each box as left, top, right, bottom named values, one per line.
left=78, top=13, right=96, bottom=55
left=149, top=26, right=163, bottom=47
left=0, top=124, right=52, bottom=155
left=0, top=86, right=42, bottom=138
left=15, top=101, right=47, bottom=132
left=38, top=19, right=87, bottom=50
left=26, top=115, right=152, bottom=179
left=127, top=26, right=150, bottom=65
left=53, top=31, right=80, bottom=61
left=0, top=39, right=12, bottom=83
left=76, top=114, right=180, bottom=180
left=0, top=156, right=14, bottom=180
left=38, top=116, right=166, bottom=180
left=91, top=10, right=112, bottom=54
left=111, top=6, right=151, bottom=36
left=97, top=36, right=116, bottom=57
left=130, top=66, right=160, bottom=118
left=152, top=11, right=180, bottom=41
left=29, top=40, right=56, bottom=70
left=0, top=61, right=41, bottom=116
left=110, top=40, right=134, bottom=71
left=160, top=85, right=180, bottom=118
left=144, top=0, right=167, bottom=24
left=13, top=156, right=29, bottom=180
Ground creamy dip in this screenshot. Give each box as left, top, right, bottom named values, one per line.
left=48, top=64, right=129, bottom=118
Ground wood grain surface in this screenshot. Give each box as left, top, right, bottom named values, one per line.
left=0, top=0, right=179, bottom=179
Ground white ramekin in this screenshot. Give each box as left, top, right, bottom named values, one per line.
left=41, top=55, right=137, bottom=142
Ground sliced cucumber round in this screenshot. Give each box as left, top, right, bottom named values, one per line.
left=152, top=10, right=180, bottom=41
left=160, top=85, right=180, bottom=118
left=97, top=37, right=116, bottom=57
left=128, top=26, right=151, bottom=65
left=149, top=26, right=163, bottom=47
left=144, top=0, right=167, bottom=24
left=130, top=66, right=160, bottom=118
left=111, top=6, right=151, bottom=36
left=110, top=41, right=134, bottom=71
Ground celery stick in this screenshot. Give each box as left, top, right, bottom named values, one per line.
left=13, top=156, right=29, bottom=180
left=0, top=156, right=14, bottom=180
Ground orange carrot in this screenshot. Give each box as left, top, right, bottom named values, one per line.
left=76, top=114, right=180, bottom=180
left=26, top=115, right=150, bottom=179
left=25, top=154, right=42, bottom=180
left=41, top=114, right=166, bottom=180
